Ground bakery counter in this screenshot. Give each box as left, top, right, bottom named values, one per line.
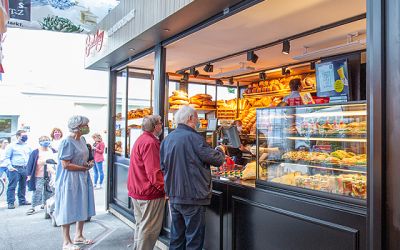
left=160, top=176, right=367, bottom=250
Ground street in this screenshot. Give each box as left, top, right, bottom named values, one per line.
left=0, top=172, right=136, bottom=250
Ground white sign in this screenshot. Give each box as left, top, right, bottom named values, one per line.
left=317, top=63, right=335, bottom=92
left=7, top=0, right=119, bottom=33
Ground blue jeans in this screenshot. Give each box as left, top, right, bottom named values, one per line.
left=0, top=167, right=7, bottom=178
left=7, top=166, right=27, bottom=205
left=93, top=161, right=104, bottom=185
left=169, top=203, right=206, bottom=250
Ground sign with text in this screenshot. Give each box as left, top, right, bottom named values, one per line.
left=9, top=0, right=30, bottom=21
left=7, top=0, right=119, bottom=33
left=316, top=59, right=350, bottom=99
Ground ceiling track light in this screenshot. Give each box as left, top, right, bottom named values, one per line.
left=203, top=63, right=214, bottom=73
left=183, top=72, right=189, bottom=81
left=281, top=67, right=286, bottom=75
left=228, top=77, right=234, bottom=85
left=285, top=69, right=291, bottom=76
left=259, top=72, right=266, bottom=81
left=310, top=61, right=316, bottom=70
left=247, top=51, right=259, bottom=64
left=189, top=67, right=200, bottom=77
left=282, top=40, right=290, bottom=55
left=176, top=69, right=186, bottom=75
left=216, top=79, right=224, bottom=86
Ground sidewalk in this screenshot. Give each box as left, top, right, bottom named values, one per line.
left=0, top=182, right=136, bottom=250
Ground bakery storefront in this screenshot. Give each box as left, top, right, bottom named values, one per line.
left=85, top=0, right=399, bottom=249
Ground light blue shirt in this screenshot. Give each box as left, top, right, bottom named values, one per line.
left=4, top=142, right=32, bottom=169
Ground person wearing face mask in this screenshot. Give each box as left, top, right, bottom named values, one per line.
left=50, top=127, right=64, bottom=153
left=160, top=105, right=225, bottom=250
left=91, top=133, right=105, bottom=189
left=4, top=130, right=32, bottom=209
left=54, top=115, right=95, bottom=250
left=127, top=115, right=165, bottom=250
left=26, top=136, right=56, bottom=215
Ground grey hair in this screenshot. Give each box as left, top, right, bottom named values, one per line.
left=174, top=105, right=196, bottom=125
left=68, top=115, right=90, bottom=132
left=142, top=115, right=161, bottom=132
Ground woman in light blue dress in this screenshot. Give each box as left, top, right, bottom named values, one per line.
left=54, top=115, right=95, bottom=250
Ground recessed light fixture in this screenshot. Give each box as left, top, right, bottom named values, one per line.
left=282, top=40, right=290, bottom=55
left=247, top=51, right=259, bottom=63
left=204, top=63, right=214, bottom=73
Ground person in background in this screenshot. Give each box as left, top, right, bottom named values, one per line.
left=4, top=130, right=32, bottom=209
left=0, top=138, right=9, bottom=182
left=91, top=133, right=105, bottom=189
left=160, top=105, right=225, bottom=250
left=127, top=115, right=165, bottom=250
left=26, top=136, right=56, bottom=215
left=283, top=78, right=302, bottom=103
left=50, top=127, right=63, bottom=153
left=54, top=116, right=95, bottom=250
left=232, top=120, right=243, bottom=134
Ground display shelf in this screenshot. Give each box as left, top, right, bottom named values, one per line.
left=243, top=88, right=316, bottom=99
left=262, top=160, right=366, bottom=174
left=285, top=136, right=367, bottom=143
left=169, top=108, right=216, bottom=114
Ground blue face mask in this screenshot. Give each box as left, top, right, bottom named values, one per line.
left=39, top=141, right=51, bottom=147
left=20, top=135, right=28, bottom=143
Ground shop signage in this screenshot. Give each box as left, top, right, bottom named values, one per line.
left=7, top=0, right=119, bottom=33
left=316, top=59, right=349, bottom=99
left=85, top=30, right=105, bottom=57
left=107, top=9, right=135, bottom=37
left=9, top=0, right=30, bottom=21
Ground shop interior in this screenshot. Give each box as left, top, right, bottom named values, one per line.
left=114, top=0, right=367, bottom=202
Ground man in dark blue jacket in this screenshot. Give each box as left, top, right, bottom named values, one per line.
left=160, top=105, right=225, bottom=250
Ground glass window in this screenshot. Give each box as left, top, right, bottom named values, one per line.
left=188, top=83, right=206, bottom=97
left=115, top=70, right=127, bottom=156
left=126, top=68, right=153, bottom=157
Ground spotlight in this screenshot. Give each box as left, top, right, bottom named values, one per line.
left=247, top=51, right=259, bottom=63
left=282, top=40, right=290, bottom=55
left=285, top=69, right=291, bottom=76
left=282, top=67, right=286, bottom=75
left=183, top=72, right=189, bottom=81
left=310, top=61, right=316, bottom=70
left=194, top=70, right=199, bottom=77
left=176, top=69, right=186, bottom=75
left=259, top=72, right=266, bottom=81
left=203, top=63, right=214, bottom=73
left=228, top=77, right=234, bottom=85
left=190, top=67, right=196, bottom=75
left=216, top=79, right=224, bottom=86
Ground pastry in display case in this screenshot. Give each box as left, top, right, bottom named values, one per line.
left=256, top=102, right=367, bottom=199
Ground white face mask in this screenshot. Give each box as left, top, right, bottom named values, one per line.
left=237, top=126, right=242, bottom=132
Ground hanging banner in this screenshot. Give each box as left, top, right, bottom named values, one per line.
left=7, top=0, right=119, bottom=33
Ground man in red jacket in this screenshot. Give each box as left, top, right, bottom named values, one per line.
left=127, top=114, right=165, bottom=250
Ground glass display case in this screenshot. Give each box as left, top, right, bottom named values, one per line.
left=256, top=102, right=367, bottom=199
